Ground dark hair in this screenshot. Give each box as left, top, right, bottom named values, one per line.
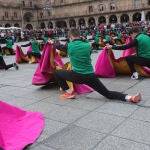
left=68, top=28, right=80, bottom=38
left=129, top=27, right=140, bottom=34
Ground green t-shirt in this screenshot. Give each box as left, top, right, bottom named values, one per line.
left=31, top=40, right=40, bottom=53
left=6, top=39, right=13, bottom=49
left=94, top=36, right=99, bottom=44
left=68, top=40, right=94, bottom=74
left=105, top=35, right=110, bottom=42
left=117, top=33, right=122, bottom=40
left=136, top=34, right=150, bottom=58
left=43, top=37, right=48, bottom=44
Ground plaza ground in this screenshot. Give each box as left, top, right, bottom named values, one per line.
left=0, top=42, right=150, bottom=150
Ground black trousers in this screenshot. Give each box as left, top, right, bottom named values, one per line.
left=27, top=52, right=41, bottom=58
left=125, top=55, right=150, bottom=73
left=0, top=56, right=13, bottom=70
left=54, top=70, right=126, bottom=101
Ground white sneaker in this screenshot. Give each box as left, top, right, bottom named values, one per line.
left=131, top=72, right=139, bottom=80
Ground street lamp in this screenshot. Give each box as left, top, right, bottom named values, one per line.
left=43, top=0, right=51, bottom=29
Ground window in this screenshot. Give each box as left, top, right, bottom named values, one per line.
left=99, top=4, right=104, bottom=11
left=5, top=12, right=8, bottom=18
left=110, top=2, right=115, bottom=10
left=22, top=1, right=25, bottom=7
left=30, top=1, right=32, bottom=7
left=40, top=12, right=43, bottom=18
left=135, top=0, right=140, bottom=8
left=14, top=12, right=17, bottom=18
left=89, top=5, right=93, bottom=13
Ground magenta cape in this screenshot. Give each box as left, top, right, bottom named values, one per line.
left=122, top=37, right=136, bottom=57
left=15, top=46, right=29, bottom=63
left=32, top=43, right=64, bottom=85
left=0, top=101, right=44, bottom=150
left=95, top=48, right=150, bottom=77
left=32, top=43, right=93, bottom=94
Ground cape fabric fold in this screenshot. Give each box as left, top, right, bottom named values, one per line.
left=32, top=43, right=93, bottom=94
left=95, top=48, right=150, bottom=77
left=15, top=46, right=29, bottom=63
left=122, top=37, right=136, bottom=57
left=0, top=100, right=44, bottom=150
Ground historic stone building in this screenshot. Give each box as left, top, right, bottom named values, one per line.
left=50, top=0, right=150, bottom=28
left=0, top=0, right=150, bottom=29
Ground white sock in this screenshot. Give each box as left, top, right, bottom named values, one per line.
left=66, top=89, right=72, bottom=94
left=125, top=95, right=132, bottom=101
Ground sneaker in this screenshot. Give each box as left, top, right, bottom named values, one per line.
left=131, top=72, right=139, bottom=80
left=13, top=63, right=19, bottom=70
left=60, top=92, right=75, bottom=99
left=130, top=93, right=142, bottom=103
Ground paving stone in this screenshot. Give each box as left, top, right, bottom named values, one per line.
left=95, top=101, right=138, bottom=117
left=75, top=111, right=125, bottom=134
left=43, top=125, right=106, bottom=150
left=130, top=107, right=150, bottom=122
left=24, top=101, right=60, bottom=114
left=112, top=119, right=150, bottom=145
left=93, top=135, right=150, bottom=150
left=45, top=105, right=88, bottom=123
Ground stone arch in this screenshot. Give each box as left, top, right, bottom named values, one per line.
left=98, top=16, right=106, bottom=24
left=25, top=24, right=33, bottom=30
left=14, top=23, right=20, bottom=27
left=120, top=14, right=129, bottom=23
left=69, top=19, right=76, bottom=27
left=132, top=12, right=141, bottom=22
left=146, top=11, right=150, bottom=21
left=56, top=21, right=67, bottom=28
left=41, top=22, right=46, bottom=29
left=78, top=18, right=85, bottom=26
left=23, top=12, right=33, bottom=22
left=48, top=21, right=53, bottom=29
left=109, top=15, right=117, bottom=23
left=88, top=17, right=95, bottom=26
left=5, top=23, right=11, bottom=28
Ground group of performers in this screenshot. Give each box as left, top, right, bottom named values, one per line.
left=1, top=26, right=150, bottom=103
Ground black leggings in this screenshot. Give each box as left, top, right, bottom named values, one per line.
left=54, top=70, right=126, bottom=101
left=0, top=56, right=13, bottom=70
left=27, top=52, right=41, bottom=58
left=125, top=55, right=150, bottom=73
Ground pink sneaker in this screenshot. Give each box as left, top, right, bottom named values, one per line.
left=130, top=93, right=142, bottom=103
left=60, top=92, right=76, bottom=99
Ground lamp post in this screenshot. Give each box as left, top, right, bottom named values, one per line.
left=20, top=0, right=24, bottom=29
left=43, top=0, right=51, bottom=29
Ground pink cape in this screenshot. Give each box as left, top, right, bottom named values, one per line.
left=32, top=43, right=64, bottom=85
left=95, top=48, right=116, bottom=78
left=32, top=43, right=93, bottom=94
left=15, top=45, right=29, bottom=63
left=122, top=37, right=136, bottom=57
left=95, top=48, right=150, bottom=77
left=0, top=100, right=44, bottom=150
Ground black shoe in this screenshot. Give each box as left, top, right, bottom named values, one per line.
left=13, top=63, right=19, bottom=70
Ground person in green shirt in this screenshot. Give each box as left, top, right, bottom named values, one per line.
left=21, top=37, right=41, bottom=59
left=2, top=37, right=15, bottom=55
left=0, top=46, right=18, bottom=70
left=49, top=28, right=141, bottom=103
left=106, top=27, right=150, bottom=80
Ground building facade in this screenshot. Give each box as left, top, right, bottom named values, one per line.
left=50, top=0, right=150, bottom=28
left=0, top=0, right=150, bottom=30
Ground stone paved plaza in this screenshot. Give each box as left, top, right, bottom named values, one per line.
left=0, top=42, right=150, bottom=150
